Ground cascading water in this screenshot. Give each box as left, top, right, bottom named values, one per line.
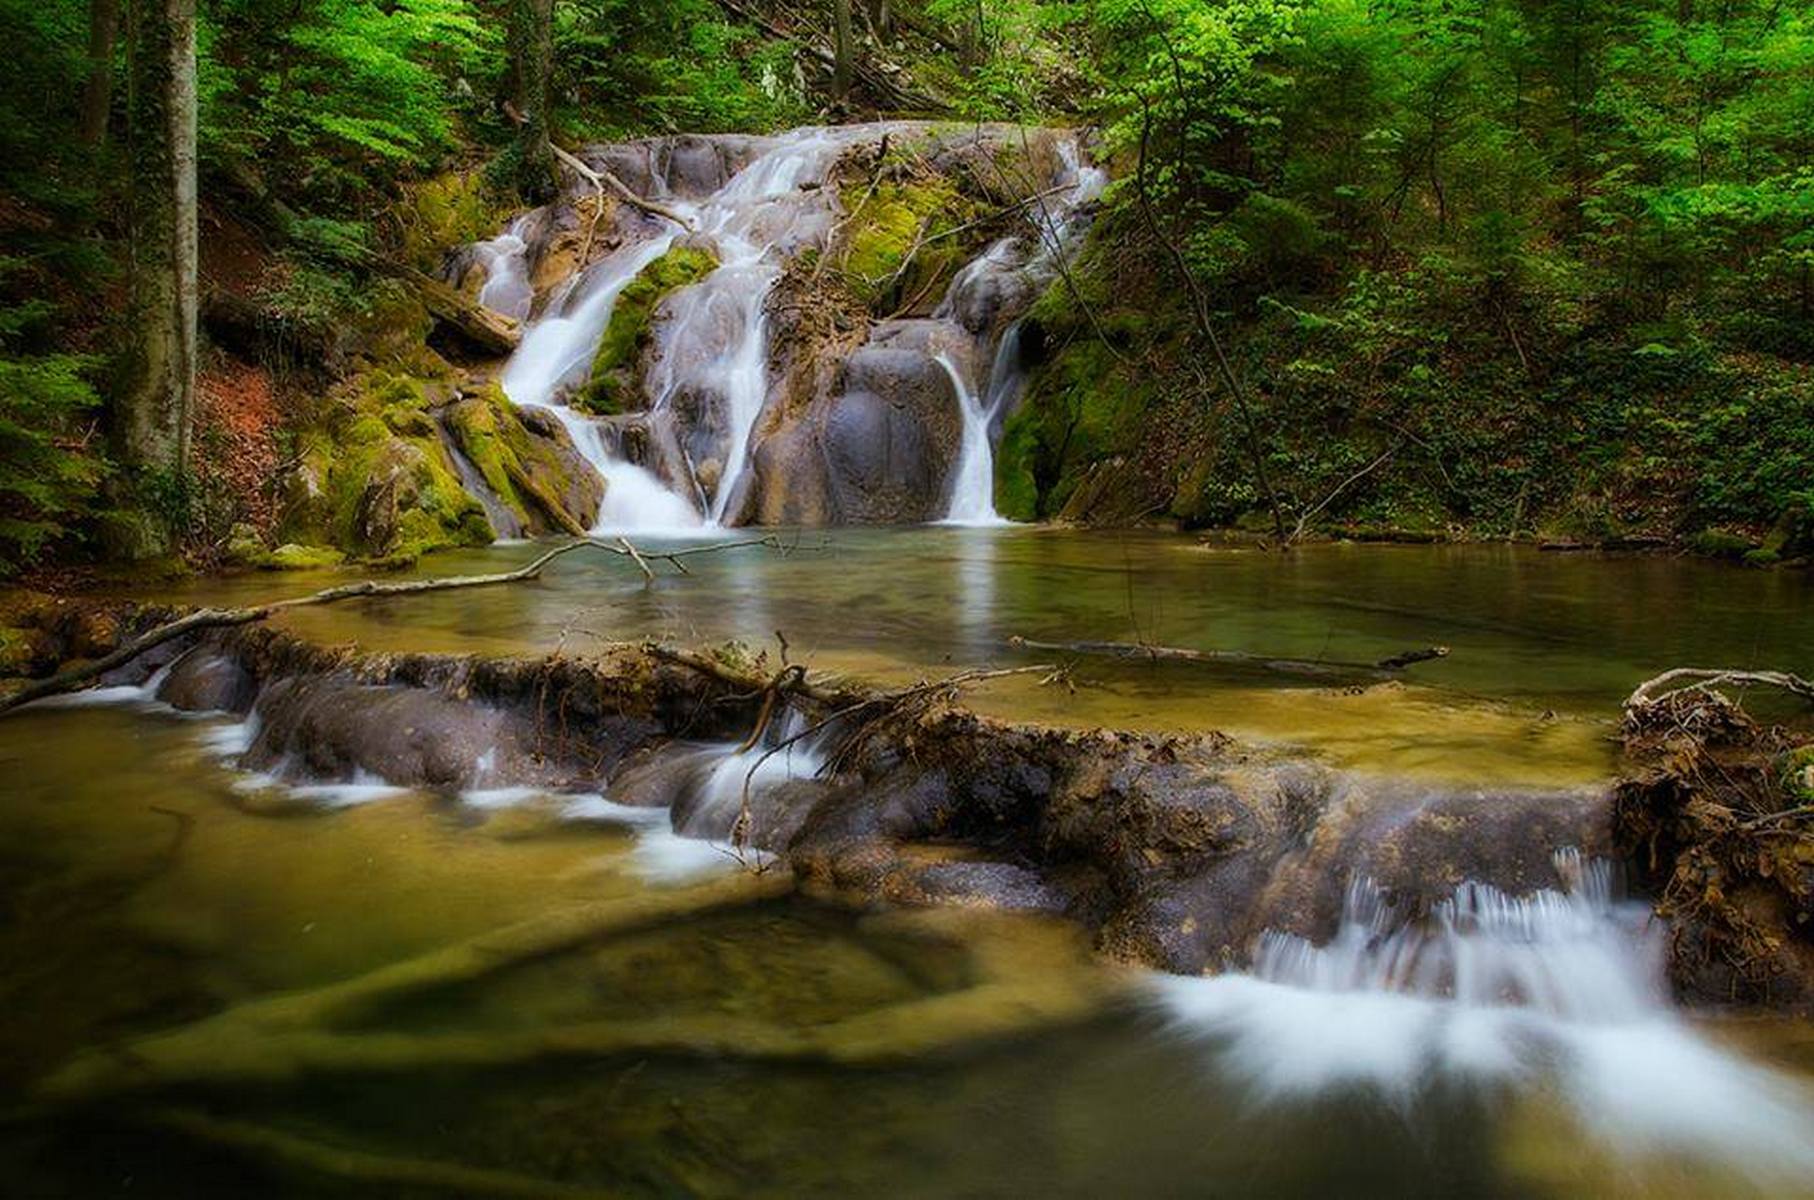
left=1153, top=850, right=1814, bottom=1178
left=498, top=234, right=703, bottom=534
left=477, top=125, right=1109, bottom=531
left=934, top=140, right=1108, bottom=524
left=934, top=350, right=1009, bottom=526
left=471, top=215, right=535, bottom=321
left=490, top=128, right=857, bottom=532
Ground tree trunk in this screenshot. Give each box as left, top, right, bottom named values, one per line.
left=81, top=0, right=120, bottom=145
left=868, top=0, right=890, bottom=40
left=832, top=0, right=854, bottom=99
left=508, top=0, right=556, bottom=199
left=120, top=0, right=198, bottom=478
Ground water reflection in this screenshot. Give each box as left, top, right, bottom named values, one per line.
left=135, top=530, right=1814, bottom=783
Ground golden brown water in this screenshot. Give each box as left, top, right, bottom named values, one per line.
left=135, top=530, right=1814, bottom=786
left=5, top=533, right=1812, bottom=1196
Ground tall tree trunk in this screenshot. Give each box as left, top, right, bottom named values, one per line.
left=120, top=0, right=197, bottom=479
left=868, top=0, right=890, bottom=41
left=508, top=0, right=556, bottom=199
left=832, top=0, right=854, bottom=100
left=81, top=0, right=120, bottom=146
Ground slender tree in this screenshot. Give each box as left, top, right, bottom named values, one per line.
left=119, top=0, right=198, bottom=480
left=833, top=0, right=855, bottom=100
left=507, top=0, right=556, bottom=198
left=80, top=0, right=120, bottom=146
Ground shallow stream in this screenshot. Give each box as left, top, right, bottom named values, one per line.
left=4, top=531, right=1813, bottom=1197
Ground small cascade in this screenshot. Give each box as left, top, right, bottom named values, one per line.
left=499, top=234, right=703, bottom=534
left=472, top=215, right=535, bottom=321
left=642, top=128, right=854, bottom=524
left=934, top=350, right=1009, bottom=526
left=1154, top=850, right=1814, bottom=1174
left=933, top=139, right=1107, bottom=524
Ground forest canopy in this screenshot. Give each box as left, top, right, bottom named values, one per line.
left=1, top=0, right=1810, bottom=570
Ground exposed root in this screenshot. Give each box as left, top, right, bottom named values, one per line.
left=1614, top=687, right=1814, bottom=1007
left=1626, top=667, right=1814, bottom=710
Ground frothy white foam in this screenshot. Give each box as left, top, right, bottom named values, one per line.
left=1153, top=851, right=1814, bottom=1177
left=561, top=796, right=753, bottom=882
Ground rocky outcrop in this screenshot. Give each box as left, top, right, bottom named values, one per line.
left=741, top=323, right=972, bottom=523
left=97, top=622, right=1617, bottom=986
left=443, top=385, right=602, bottom=535
left=1615, top=691, right=1814, bottom=1009
left=269, top=370, right=601, bottom=563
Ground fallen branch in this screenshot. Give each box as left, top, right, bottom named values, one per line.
left=1625, top=668, right=1814, bottom=710
left=1006, top=635, right=1449, bottom=680
left=549, top=142, right=695, bottom=232
left=2, top=538, right=777, bottom=714
left=1289, top=443, right=1398, bottom=545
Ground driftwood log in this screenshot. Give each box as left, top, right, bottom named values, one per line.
left=1006, top=635, right=1448, bottom=682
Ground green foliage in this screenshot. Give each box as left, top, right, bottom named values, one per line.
left=556, top=0, right=808, bottom=137
left=0, top=336, right=106, bottom=571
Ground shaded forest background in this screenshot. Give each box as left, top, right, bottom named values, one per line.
left=2, top=0, right=1810, bottom=574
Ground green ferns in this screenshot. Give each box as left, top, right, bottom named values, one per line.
left=0, top=289, right=105, bottom=574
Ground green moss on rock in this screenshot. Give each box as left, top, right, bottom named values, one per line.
left=282, top=369, right=495, bottom=562
left=837, top=177, right=973, bottom=311
left=446, top=385, right=601, bottom=534
left=254, top=543, right=346, bottom=570
left=576, top=245, right=717, bottom=415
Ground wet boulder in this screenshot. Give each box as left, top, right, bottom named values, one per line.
left=444, top=386, right=603, bottom=535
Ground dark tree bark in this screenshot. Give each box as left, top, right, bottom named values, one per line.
left=80, top=0, right=120, bottom=145
left=507, top=0, right=556, bottom=199
left=833, top=0, right=854, bottom=99
left=120, top=0, right=198, bottom=480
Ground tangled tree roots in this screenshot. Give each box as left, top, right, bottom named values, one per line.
left=1615, top=689, right=1814, bottom=1008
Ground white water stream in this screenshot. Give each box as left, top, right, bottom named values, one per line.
left=1154, top=850, right=1814, bottom=1178
left=934, top=141, right=1107, bottom=524
left=476, top=126, right=1109, bottom=532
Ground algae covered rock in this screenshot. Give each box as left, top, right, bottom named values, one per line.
left=575, top=243, right=718, bottom=415
left=281, top=371, right=495, bottom=563
left=444, top=385, right=603, bottom=534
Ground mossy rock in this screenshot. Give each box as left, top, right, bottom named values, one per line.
left=282, top=370, right=495, bottom=561
left=1688, top=527, right=1755, bottom=559
left=998, top=335, right=1153, bottom=521
left=576, top=244, right=718, bottom=415
left=399, top=171, right=509, bottom=272
left=837, top=177, right=974, bottom=311
left=253, top=543, right=346, bottom=571
left=445, top=386, right=603, bottom=534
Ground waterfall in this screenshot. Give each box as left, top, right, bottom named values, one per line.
left=492, top=129, right=854, bottom=533
left=1153, top=850, right=1814, bottom=1175
left=478, top=125, right=1110, bottom=531
left=934, top=138, right=1108, bottom=524
left=472, top=215, right=534, bottom=321
left=934, top=349, right=1011, bottom=526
